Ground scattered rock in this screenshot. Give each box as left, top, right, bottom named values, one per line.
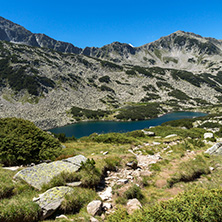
left=87, top=200, right=103, bottom=216
left=14, top=155, right=87, bottom=189
left=141, top=130, right=155, bottom=136
left=165, top=134, right=177, bottom=138
left=117, top=179, right=128, bottom=184
left=98, top=187, right=112, bottom=201
left=55, top=214, right=68, bottom=220
left=152, top=142, right=161, bottom=145
left=33, top=186, right=73, bottom=220
left=126, top=161, right=138, bottom=169
left=127, top=198, right=142, bottom=214
left=204, top=132, right=214, bottom=139
left=205, top=142, right=222, bottom=155
left=3, top=166, right=21, bottom=171
left=103, top=151, right=109, bottom=155
left=209, top=167, right=215, bottom=171
left=90, top=217, right=99, bottom=222
left=103, top=202, right=112, bottom=211
left=66, top=181, right=82, bottom=187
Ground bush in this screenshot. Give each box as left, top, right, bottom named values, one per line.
left=82, top=132, right=138, bottom=144
left=78, top=159, right=102, bottom=188
left=104, top=156, right=122, bottom=171
left=108, top=188, right=222, bottom=222
left=0, top=118, right=62, bottom=166
left=123, top=185, right=144, bottom=201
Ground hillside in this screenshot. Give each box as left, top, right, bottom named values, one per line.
left=1, top=113, right=222, bottom=221
left=1, top=17, right=222, bottom=129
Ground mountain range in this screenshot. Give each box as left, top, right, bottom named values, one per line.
left=0, top=16, right=222, bottom=129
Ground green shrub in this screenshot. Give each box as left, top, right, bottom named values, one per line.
left=115, top=103, right=161, bottom=121
left=108, top=188, right=222, bottom=222
left=123, top=185, right=144, bottom=201
left=168, top=89, right=190, bottom=101
left=82, top=132, right=138, bottom=144
left=99, top=75, right=111, bottom=83
left=161, top=118, right=194, bottom=129
left=0, top=118, right=62, bottom=166
left=104, top=156, right=122, bottom=171
left=79, top=159, right=102, bottom=188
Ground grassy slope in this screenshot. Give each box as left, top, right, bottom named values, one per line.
left=1, top=112, right=222, bottom=221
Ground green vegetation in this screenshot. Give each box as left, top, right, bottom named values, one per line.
left=70, top=106, right=112, bottom=120
left=100, top=60, right=123, bottom=70
left=142, top=84, right=157, bottom=92
left=0, top=118, right=61, bottom=166
left=60, top=188, right=98, bottom=214
left=168, top=89, right=190, bottom=101
left=167, top=155, right=210, bottom=187
left=156, top=81, right=173, bottom=89
left=141, top=93, right=160, bottom=102
left=100, top=85, right=115, bottom=93
left=108, top=188, right=222, bottom=221
left=115, top=103, right=162, bottom=120
left=161, top=118, right=194, bottom=129
left=99, top=75, right=111, bottom=83
left=0, top=57, right=55, bottom=96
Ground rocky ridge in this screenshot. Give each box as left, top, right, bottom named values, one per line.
left=1, top=17, right=222, bottom=128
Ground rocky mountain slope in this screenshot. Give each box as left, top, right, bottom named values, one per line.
left=1, top=17, right=222, bottom=129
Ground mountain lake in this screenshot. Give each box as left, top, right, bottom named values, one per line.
left=49, top=112, right=206, bottom=138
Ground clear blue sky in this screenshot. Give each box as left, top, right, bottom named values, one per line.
left=1, top=0, right=222, bottom=48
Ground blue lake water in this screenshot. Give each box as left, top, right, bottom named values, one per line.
left=49, top=112, right=206, bottom=138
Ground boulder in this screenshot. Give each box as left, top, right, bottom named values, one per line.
left=205, top=142, right=222, bottom=155
left=33, top=186, right=73, bottom=220
left=141, top=130, right=155, bottom=136
left=13, top=155, right=87, bottom=189
left=165, top=134, right=177, bottom=138
left=127, top=198, right=142, bottom=214
left=98, top=187, right=112, bottom=201
left=204, top=132, right=214, bottom=139
left=87, top=200, right=103, bottom=216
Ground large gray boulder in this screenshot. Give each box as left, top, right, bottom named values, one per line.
left=33, top=186, right=73, bottom=220
left=205, top=142, right=222, bottom=155
left=13, top=155, right=87, bottom=189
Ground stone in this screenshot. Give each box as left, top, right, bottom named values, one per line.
left=33, top=186, right=73, bottom=220
left=127, top=198, right=142, bottom=214
left=126, top=161, right=138, bottom=169
left=209, top=167, right=214, bottom=171
left=165, top=134, right=177, bottom=138
left=56, top=214, right=68, bottom=220
left=3, top=166, right=21, bottom=171
left=90, top=217, right=99, bottom=222
left=13, top=155, right=87, bottom=189
left=87, top=200, right=103, bottom=216
left=141, top=130, right=155, bottom=136
left=204, top=132, right=214, bottom=139
left=66, top=181, right=82, bottom=187
left=103, top=202, right=112, bottom=211
left=103, top=151, right=109, bottom=155
left=205, top=142, right=222, bottom=155
left=98, top=187, right=112, bottom=201
left=153, top=142, right=161, bottom=145
left=117, top=179, right=128, bottom=184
